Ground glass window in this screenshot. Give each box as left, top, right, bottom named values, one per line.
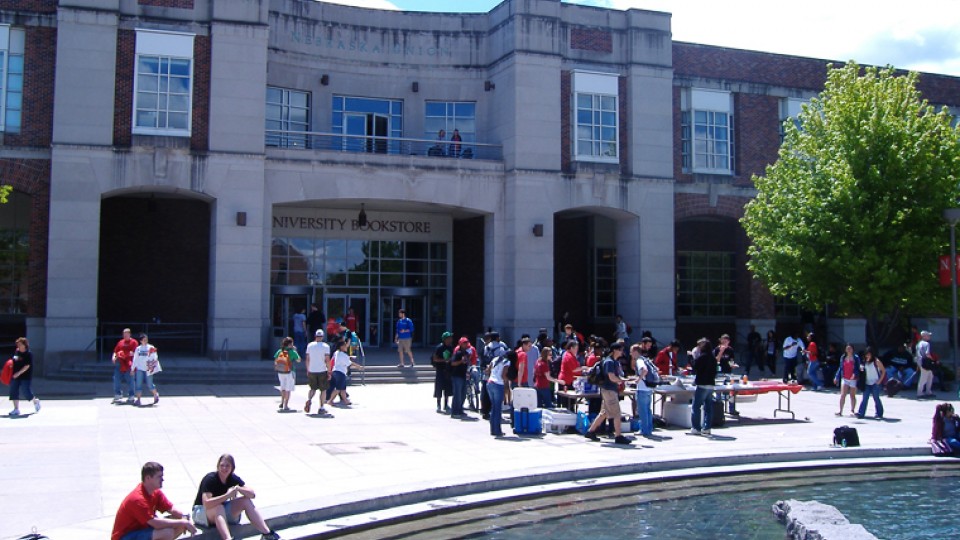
left=681, top=95, right=734, bottom=174
left=593, top=248, right=617, bottom=318
left=332, top=95, right=403, bottom=154
left=424, top=101, right=476, bottom=157
left=0, top=27, right=24, bottom=133
left=676, top=251, right=736, bottom=318
left=575, top=92, right=618, bottom=161
left=133, top=30, right=194, bottom=137
left=265, top=86, right=311, bottom=148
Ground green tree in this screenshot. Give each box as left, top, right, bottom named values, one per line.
left=742, top=62, right=960, bottom=346
left=0, top=184, right=9, bottom=203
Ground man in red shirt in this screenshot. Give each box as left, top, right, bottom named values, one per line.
left=112, top=328, right=138, bottom=403
left=655, top=340, right=682, bottom=376
left=112, top=462, right=195, bottom=540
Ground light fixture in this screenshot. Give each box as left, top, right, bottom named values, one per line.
left=484, top=80, right=495, bottom=91
left=412, top=81, right=419, bottom=93
left=532, top=223, right=543, bottom=237
left=236, top=212, right=247, bottom=226
left=358, top=204, right=368, bottom=227
left=320, top=74, right=329, bottom=86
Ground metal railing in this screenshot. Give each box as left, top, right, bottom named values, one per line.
left=265, top=130, right=503, bottom=161
left=99, top=322, right=205, bottom=359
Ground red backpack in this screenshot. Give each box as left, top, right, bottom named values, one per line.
left=1, top=358, right=12, bottom=385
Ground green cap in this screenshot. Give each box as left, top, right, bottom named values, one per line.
left=441, top=331, right=453, bottom=340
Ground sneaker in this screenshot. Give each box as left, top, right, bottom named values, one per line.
left=114, top=394, right=123, bottom=402
left=614, top=435, right=633, bottom=445
left=153, top=394, right=159, bottom=405
left=33, top=398, right=40, bottom=412
left=584, top=431, right=600, bottom=442
left=304, top=400, right=312, bottom=414
left=318, top=407, right=327, bottom=415
left=126, top=397, right=136, bottom=404
left=261, top=531, right=282, bottom=540
left=702, top=429, right=711, bottom=436
left=134, top=399, right=141, bottom=407
left=8, top=409, right=19, bottom=417
left=688, top=428, right=701, bottom=436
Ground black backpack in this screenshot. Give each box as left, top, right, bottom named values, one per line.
left=505, top=357, right=519, bottom=381
left=586, top=360, right=606, bottom=386
left=642, top=358, right=661, bottom=388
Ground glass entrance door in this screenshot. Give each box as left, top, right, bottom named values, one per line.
left=381, top=295, right=425, bottom=347
left=325, top=294, right=369, bottom=345
left=270, top=291, right=310, bottom=350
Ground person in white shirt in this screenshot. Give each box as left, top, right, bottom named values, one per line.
left=132, top=333, right=161, bottom=407
left=304, top=330, right=331, bottom=415
left=325, top=339, right=363, bottom=407
left=781, top=332, right=804, bottom=383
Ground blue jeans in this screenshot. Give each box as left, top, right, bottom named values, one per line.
left=858, top=384, right=884, bottom=418
left=134, top=370, right=155, bottom=394
left=535, top=387, right=553, bottom=409
left=635, top=390, right=653, bottom=435
left=487, top=382, right=505, bottom=436
left=113, top=365, right=134, bottom=398
left=807, top=361, right=824, bottom=389
left=691, top=386, right=715, bottom=431
left=886, top=366, right=917, bottom=388
left=451, top=376, right=466, bottom=415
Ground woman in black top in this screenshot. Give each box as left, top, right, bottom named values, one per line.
left=193, top=453, right=279, bottom=540
left=9, top=337, right=40, bottom=416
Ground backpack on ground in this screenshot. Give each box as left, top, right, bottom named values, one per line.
left=884, top=378, right=903, bottom=397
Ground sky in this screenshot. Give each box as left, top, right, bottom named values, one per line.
left=318, top=0, right=960, bottom=78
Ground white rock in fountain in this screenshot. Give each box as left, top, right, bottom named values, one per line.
left=772, top=499, right=877, bottom=540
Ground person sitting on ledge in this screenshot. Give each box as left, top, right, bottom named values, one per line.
left=932, top=402, right=960, bottom=454
left=193, top=453, right=281, bottom=540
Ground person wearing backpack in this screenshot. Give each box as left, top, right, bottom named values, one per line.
left=583, top=342, right=632, bottom=445
left=631, top=343, right=658, bottom=437
left=480, top=331, right=507, bottom=420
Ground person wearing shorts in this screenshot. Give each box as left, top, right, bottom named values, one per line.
left=304, top=329, right=331, bottom=415
left=582, top=342, right=632, bottom=445
left=192, top=454, right=280, bottom=540
left=326, top=339, right=363, bottom=407
left=834, top=344, right=861, bottom=416
left=111, top=461, right=196, bottom=540
left=395, top=308, right=415, bottom=367
left=273, top=337, right=300, bottom=412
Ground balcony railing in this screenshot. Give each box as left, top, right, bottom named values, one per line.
left=265, top=130, right=503, bottom=161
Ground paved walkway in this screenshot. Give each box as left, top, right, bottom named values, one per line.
left=2, top=364, right=956, bottom=540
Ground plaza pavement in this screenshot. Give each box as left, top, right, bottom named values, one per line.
left=2, top=350, right=956, bottom=540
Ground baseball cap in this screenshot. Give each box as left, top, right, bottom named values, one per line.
left=315, top=329, right=324, bottom=337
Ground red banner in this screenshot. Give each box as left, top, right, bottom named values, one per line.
left=939, top=255, right=960, bottom=287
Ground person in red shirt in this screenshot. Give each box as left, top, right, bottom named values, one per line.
left=516, top=337, right=533, bottom=386
left=655, top=340, right=682, bottom=376
left=557, top=341, right=583, bottom=389
left=112, top=328, right=138, bottom=403
left=112, top=461, right=195, bottom=540
left=345, top=307, right=358, bottom=333
left=533, top=346, right=559, bottom=408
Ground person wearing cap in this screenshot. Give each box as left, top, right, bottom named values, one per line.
left=112, top=328, right=138, bottom=403
left=432, top=332, right=454, bottom=413
left=450, top=337, right=472, bottom=417
left=916, top=330, right=936, bottom=397
left=583, top=342, right=632, bottom=445
left=304, top=329, right=331, bottom=415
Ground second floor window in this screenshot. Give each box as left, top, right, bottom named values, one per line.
left=681, top=89, right=734, bottom=174
left=573, top=71, right=619, bottom=162
left=266, top=86, right=310, bottom=148
left=332, top=96, right=402, bottom=154
left=424, top=101, right=475, bottom=157
left=0, top=25, right=24, bottom=133
left=133, top=29, right=194, bottom=137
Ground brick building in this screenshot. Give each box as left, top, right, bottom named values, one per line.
left=0, top=0, right=958, bottom=371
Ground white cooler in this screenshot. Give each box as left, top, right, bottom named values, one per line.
left=542, top=408, right=578, bottom=434
left=662, top=401, right=692, bottom=428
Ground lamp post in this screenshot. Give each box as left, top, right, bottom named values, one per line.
left=943, top=208, right=960, bottom=379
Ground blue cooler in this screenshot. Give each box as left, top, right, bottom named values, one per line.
left=513, top=407, right=542, bottom=434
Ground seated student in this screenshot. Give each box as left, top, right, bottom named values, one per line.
left=933, top=403, right=960, bottom=454
left=112, top=461, right=196, bottom=540
left=882, top=343, right=917, bottom=388
left=193, top=454, right=281, bottom=540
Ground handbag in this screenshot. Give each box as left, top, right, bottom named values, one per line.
left=146, top=358, right=162, bottom=376
left=191, top=504, right=209, bottom=527
left=1, top=358, right=12, bottom=385
left=833, top=425, right=860, bottom=447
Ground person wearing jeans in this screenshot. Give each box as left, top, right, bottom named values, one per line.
left=857, top=347, right=885, bottom=419
left=632, top=343, right=656, bottom=437
left=486, top=351, right=513, bottom=437
left=449, top=337, right=472, bottom=417
left=805, top=332, right=824, bottom=391
left=690, top=337, right=717, bottom=436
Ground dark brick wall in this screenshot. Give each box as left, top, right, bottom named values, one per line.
left=137, top=0, right=194, bottom=8
left=734, top=93, right=780, bottom=183
left=0, top=0, right=55, bottom=13
left=560, top=70, right=571, bottom=173
left=113, top=29, right=134, bottom=147
left=452, top=216, right=484, bottom=338
left=674, top=42, right=829, bottom=91
left=2, top=159, right=49, bottom=318
left=4, top=25, right=54, bottom=147
left=113, top=30, right=210, bottom=151
left=570, top=27, right=611, bottom=53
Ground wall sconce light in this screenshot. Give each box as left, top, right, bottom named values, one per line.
left=484, top=80, right=495, bottom=91
left=412, top=81, right=419, bottom=93
left=532, top=223, right=544, bottom=237
left=358, top=204, right=368, bottom=227
left=320, top=74, right=330, bottom=86
left=236, top=211, right=247, bottom=227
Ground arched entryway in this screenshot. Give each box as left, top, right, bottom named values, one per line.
left=98, top=194, right=211, bottom=353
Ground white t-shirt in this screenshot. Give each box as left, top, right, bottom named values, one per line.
left=132, top=343, right=157, bottom=372
left=332, top=350, right=352, bottom=374
left=487, top=357, right=510, bottom=385
left=305, top=341, right=331, bottom=373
